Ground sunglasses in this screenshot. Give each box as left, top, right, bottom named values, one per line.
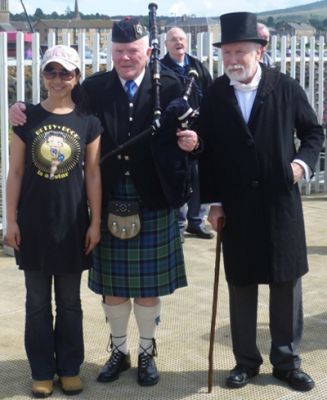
left=42, top=68, right=76, bottom=81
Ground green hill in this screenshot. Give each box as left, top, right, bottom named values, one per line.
left=258, top=0, right=327, bottom=20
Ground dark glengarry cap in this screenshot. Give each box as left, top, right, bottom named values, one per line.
left=112, top=17, right=148, bottom=43
left=213, top=12, right=267, bottom=48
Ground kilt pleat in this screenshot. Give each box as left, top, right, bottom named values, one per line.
left=88, top=176, right=187, bottom=297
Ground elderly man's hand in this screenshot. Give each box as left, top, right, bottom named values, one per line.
left=291, top=162, right=304, bottom=184
left=208, top=205, right=225, bottom=232
left=176, top=129, right=199, bottom=152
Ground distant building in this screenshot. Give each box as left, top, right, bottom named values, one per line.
left=31, top=0, right=113, bottom=50
left=10, top=0, right=112, bottom=51
left=11, top=21, right=32, bottom=32
left=165, top=16, right=220, bottom=51
left=0, top=0, right=9, bottom=23
left=33, top=19, right=113, bottom=50
left=74, top=0, right=81, bottom=20
left=0, top=0, right=32, bottom=58
left=0, top=0, right=16, bottom=31
left=281, top=22, right=316, bottom=38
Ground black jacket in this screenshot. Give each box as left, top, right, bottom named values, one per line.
left=83, top=67, right=192, bottom=209
left=160, top=53, right=212, bottom=110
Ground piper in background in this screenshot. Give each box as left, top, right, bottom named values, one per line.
left=161, top=26, right=214, bottom=243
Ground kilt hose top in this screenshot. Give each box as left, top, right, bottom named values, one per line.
left=88, top=176, right=187, bottom=298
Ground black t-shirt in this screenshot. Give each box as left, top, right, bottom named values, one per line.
left=13, top=104, right=102, bottom=273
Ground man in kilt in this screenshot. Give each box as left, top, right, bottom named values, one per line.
left=83, top=18, right=199, bottom=386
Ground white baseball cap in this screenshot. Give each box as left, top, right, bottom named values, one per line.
left=41, top=45, right=81, bottom=71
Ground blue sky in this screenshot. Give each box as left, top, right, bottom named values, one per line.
left=10, top=0, right=314, bottom=17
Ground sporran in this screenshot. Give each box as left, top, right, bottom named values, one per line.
left=107, top=200, right=141, bottom=240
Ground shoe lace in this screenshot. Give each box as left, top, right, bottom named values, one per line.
left=107, top=351, right=122, bottom=367
left=139, top=338, right=157, bottom=367
left=105, top=334, right=127, bottom=366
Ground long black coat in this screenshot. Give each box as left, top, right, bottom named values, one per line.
left=83, top=67, right=192, bottom=209
left=199, top=65, right=324, bottom=286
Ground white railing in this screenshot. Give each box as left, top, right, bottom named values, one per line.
left=0, top=31, right=326, bottom=238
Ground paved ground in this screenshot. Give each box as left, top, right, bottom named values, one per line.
left=0, top=194, right=326, bottom=400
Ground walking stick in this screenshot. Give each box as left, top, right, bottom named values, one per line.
left=208, top=216, right=225, bottom=393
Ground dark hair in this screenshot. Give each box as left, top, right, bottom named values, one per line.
left=71, top=69, right=91, bottom=115
left=45, top=131, right=66, bottom=141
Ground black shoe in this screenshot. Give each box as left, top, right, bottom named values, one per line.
left=186, top=225, right=214, bottom=239
left=226, top=365, right=260, bottom=388
left=97, top=351, right=131, bottom=383
left=138, top=353, right=159, bottom=386
left=273, top=368, right=315, bottom=392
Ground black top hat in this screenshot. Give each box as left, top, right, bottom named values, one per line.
left=112, top=17, right=148, bottom=43
left=213, top=12, right=267, bottom=48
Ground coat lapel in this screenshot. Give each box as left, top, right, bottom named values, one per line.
left=248, top=65, right=280, bottom=127
left=101, top=70, right=129, bottom=145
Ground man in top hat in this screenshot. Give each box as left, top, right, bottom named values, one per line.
left=161, top=27, right=214, bottom=243
left=9, top=17, right=199, bottom=387
left=198, top=12, right=324, bottom=391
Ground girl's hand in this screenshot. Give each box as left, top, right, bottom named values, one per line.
left=84, top=225, right=101, bottom=254
left=4, top=222, right=21, bottom=250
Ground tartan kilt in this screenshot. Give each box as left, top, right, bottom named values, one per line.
left=88, top=176, right=187, bottom=298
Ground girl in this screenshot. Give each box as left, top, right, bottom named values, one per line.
left=5, top=45, right=102, bottom=398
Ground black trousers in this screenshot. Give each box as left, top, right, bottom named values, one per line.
left=228, top=278, right=303, bottom=371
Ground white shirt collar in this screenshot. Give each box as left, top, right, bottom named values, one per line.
left=119, top=69, right=145, bottom=88
left=230, top=63, right=262, bottom=92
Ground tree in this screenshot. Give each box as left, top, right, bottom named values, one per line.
left=267, top=16, right=274, bottom=27
left=51, top=11, right=59, bottom=18
left=309, top=18, right=324, bottom=30
left=34, top=8, right=44, bottom=19
left=65, top=6, right=73, bottom=17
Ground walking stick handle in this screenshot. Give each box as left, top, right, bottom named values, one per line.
left=217, top=216, right=224, bottom=232
left=208, top=216, right=224, bottom=393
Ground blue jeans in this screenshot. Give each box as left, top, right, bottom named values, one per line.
left=24, top=271, right=84, bottom=380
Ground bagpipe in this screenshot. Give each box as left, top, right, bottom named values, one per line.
left=100, top=2, right=199, bottom=164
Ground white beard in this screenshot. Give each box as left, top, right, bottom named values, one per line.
left=225, top=64, right=256, bottom=83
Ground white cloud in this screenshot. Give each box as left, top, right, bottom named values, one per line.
left=10, top=0, right=67, bottom=15
left=10, top=0, right=27, bottom=14
left=9, top=0, right=318, bottom=17
left=168, top=1, right=190, bottom=16
left=203, top=1, right=214, bottom=12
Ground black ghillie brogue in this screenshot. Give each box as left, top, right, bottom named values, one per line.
left=137, top=338, right=159, bottom=386
left=97, top=335, right=131, bottom=383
